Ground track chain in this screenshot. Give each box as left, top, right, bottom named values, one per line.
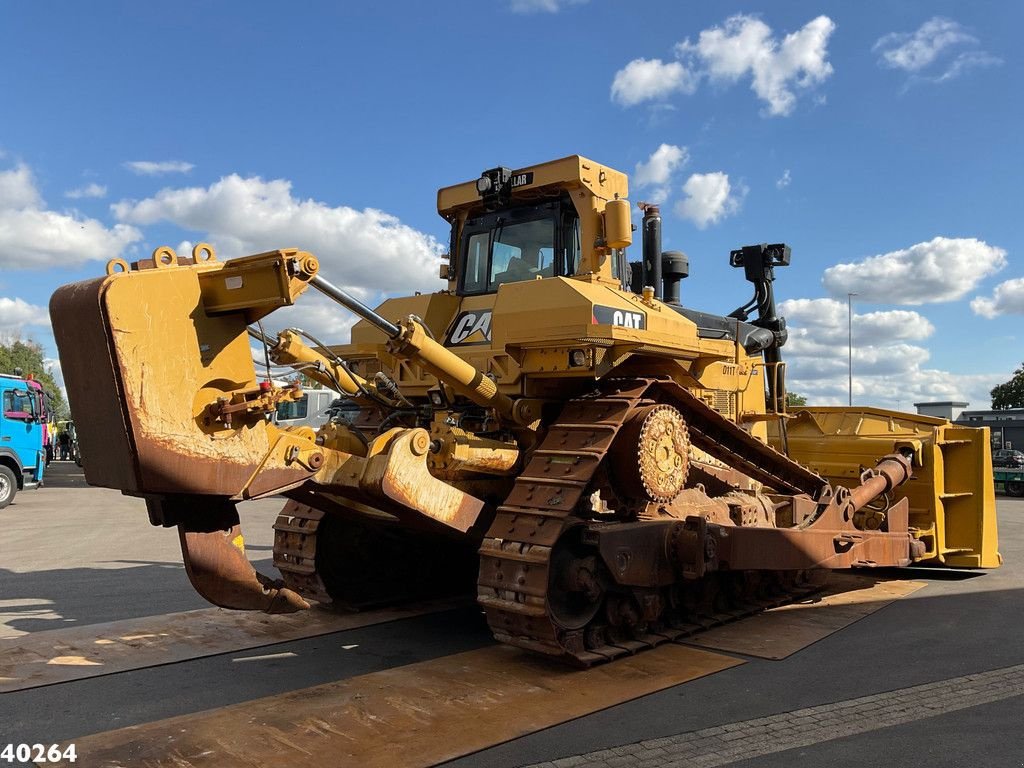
left=478, top=378, right=828, bottom=666
left=273, top=501, right=333, bottom=603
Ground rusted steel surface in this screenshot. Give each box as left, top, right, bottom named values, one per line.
left=706, top=453, right=917, bottom=571
left=48, top=644, right=741, bottom=768
left=479, top=379, right=650, bottom=665
left=687, top=573, right=926, bottom=659
left=713, top=515, right=915, bottom=570
left=363, top=428, right=485, bottom=533
left=54, top=253, right=331, bottom=501
left=612, top=403, right=690, bottom=503
left=428, top=425, right=520, bottom=478
left=477, top=378, right=921, bottom=667
left=49, top=278, right=140, bottom=492
left=653, top=380, right=826, bottom=497
left=272, top=500, right=333, bottom=603
left=168, top=497, right=309, bottom=613
left=848, top=453, right=913, bottom=512
left=0, top=599, right=465, bottom=694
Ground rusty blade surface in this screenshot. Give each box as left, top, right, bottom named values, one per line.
left=0, top=598, right=467, bottom=693
left=162, top=495, right=310, bottom=614
left=180, top=524, right=309, bottom=613
left=49, top=644, right=742, bottom=768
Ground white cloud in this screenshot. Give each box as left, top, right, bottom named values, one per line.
left=787, top=366, right=1004, bottom=410
left=634, top=144, right=688, bottom=203
left=675, top=14, right=836, bottom=116
left=112, top=173, right=445, bottom=300
left=780, top=298, right=935, bottom=344
left=675, top=172, right=743, bottom=228
left=268, top=296, right=361, bottom=347
left=611, top=59, right=698, bottom=107
left=874, top=17, right=1001, bottom=84
left=0, top=164, right=141, bottom=270
left=822, top=237, right=1006, bottom=305
left=65, top=183, right=107, bottom=199
left=634, top=144, right=688, bottom=188
left=509, top=0, right=587, bottom=12
left=779, top=296, right=1003, bottom=408
left=0, top=164, right=41, bottom=209
left=932, top=50, right=1002, bottom=83
left=776, top=169, right=791, bottom=189
left=0, top=297, right=50, bottom=337
left=875, top=17, right=974, bottom=72
left=123, top=160, right=194, bottom=176
left=971, top=278, right=1024, bottom=318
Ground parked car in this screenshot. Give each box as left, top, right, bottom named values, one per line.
left=993, top=448, right=1024, bottom=468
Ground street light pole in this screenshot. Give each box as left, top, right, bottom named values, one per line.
left=847, top=292, right=857, bottom=406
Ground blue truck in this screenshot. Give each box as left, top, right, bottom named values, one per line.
left=0, top=373, right=47, bottom=508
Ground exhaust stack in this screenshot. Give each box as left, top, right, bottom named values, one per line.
left=640, top=203, right=663, bottom=301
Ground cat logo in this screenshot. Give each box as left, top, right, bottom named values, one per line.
left=445, top=310, right=493, bottom=345
left=510, top=171, right=533, bottom=188
left=592, top=305, right=647, bottom=330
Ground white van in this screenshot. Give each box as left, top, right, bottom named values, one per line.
left=274, top=389, right=339, bottom=430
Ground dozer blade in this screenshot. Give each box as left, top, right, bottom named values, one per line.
left=773, top=406, right=1001, bottom=568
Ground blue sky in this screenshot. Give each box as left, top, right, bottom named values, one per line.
left=0, top=0, right=1021, bottom=408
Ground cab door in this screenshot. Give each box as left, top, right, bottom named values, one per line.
left=1, top=386, right=41, bottom=478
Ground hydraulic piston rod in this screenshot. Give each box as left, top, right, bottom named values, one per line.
left=308, top=272, right=527, bottom=425
left=311, top=274, right=401, bottom=338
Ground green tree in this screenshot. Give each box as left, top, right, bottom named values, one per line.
left=786, top=391, right=808, bottom=407
left=991, top=362, right=1024, bottom=410
left=0, top=338, right=66, bottom=419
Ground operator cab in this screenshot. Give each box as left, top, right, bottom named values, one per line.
left=458, top=197, right=581, bottom=296
left=437, top=157, right=632, bottom=297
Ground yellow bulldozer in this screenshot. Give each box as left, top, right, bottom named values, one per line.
left=50, top=155, right=999, bottom=666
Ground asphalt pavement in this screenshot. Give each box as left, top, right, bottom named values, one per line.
left=1, top=464, right=1022, bottom=767
left=1, top=461, right=284, bottom=639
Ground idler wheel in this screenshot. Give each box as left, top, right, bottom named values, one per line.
left=548, top=527, right=607, bottom=631
left=612, top=404, right=689, bottom=504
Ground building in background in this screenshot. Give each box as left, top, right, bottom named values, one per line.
left=955, top=408, right=1024, bottom=450
left=915, top=401, right=970, bottom=421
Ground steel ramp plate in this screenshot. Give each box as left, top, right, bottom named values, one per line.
left=684, top=574, right=926, bottom=660
left=0, top=597, right=467, bottom=693
left=48, top=644, right=742, bottom=768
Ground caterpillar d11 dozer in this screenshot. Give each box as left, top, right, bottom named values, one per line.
left=50, top=155, right=1000, bottom=666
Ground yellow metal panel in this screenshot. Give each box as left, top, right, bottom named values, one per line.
left=197, top=250, right=299, bottom=317
left=771, top=407, right=1000, bottom=568
left=437, top=154, right=628, bottom=214
left=339, top=276, right=757, bottom=411
left=101, top=266, right=274, bottom=495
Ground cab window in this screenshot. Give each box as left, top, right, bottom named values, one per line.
left=276, top=395, right=309, bottom=421
left=488, top=218, right=555, bottom=288
left=3, top=390, right=35, bottom=417
left=463, top=232, right=490, bottom=294
left=459, top=198, right=579, bottom=296
left=566, top=217, right=580, bottom=275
